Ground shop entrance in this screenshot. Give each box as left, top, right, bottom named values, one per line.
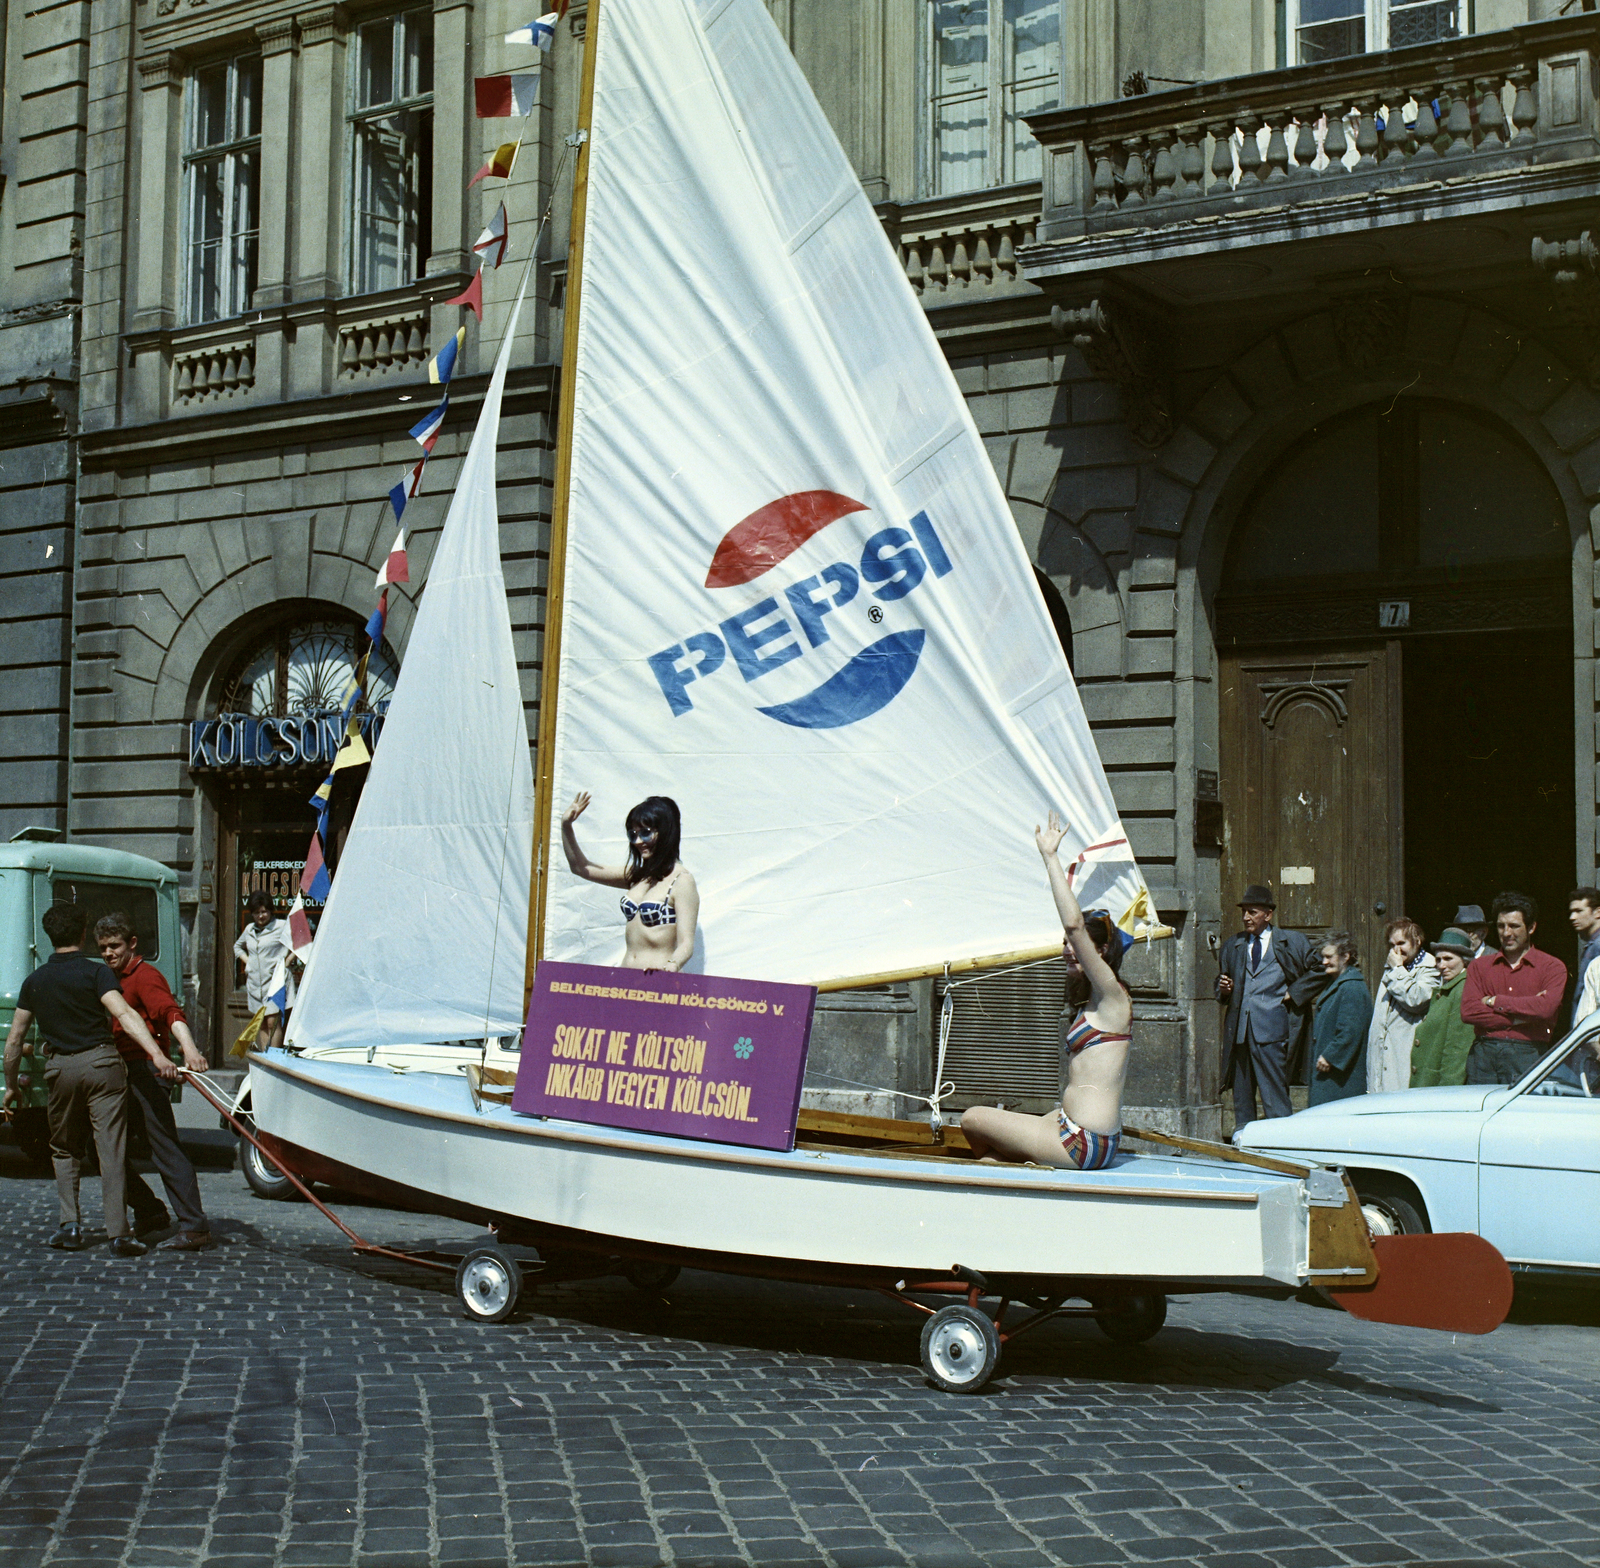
left=1217, top=398, right=1575, bottom=972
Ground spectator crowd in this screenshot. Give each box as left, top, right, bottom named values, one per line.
left=1218, top=883, right=1599, bottom=1135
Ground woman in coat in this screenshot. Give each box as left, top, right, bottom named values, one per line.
left=1367, top=916, right=1439, bottom=1094
left=1409, top=927, right=1478, bottom=1087
left=1309, top=931, right=1372, bottom=1105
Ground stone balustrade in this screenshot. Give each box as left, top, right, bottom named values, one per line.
left=337, top=308, right=429, bottom=381
left=171, top=334, right=255, bottom=405
left=878, top=184, right=1041, bottom=302
left=1027, top=13, right=1600, bottom=242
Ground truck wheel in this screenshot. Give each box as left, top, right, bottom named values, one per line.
left=1094, top=1293, right=1168, bottom=1344
left=920, top=1304, right=1000, bottom=1393
left=1356, top=1189, right=1426, bottom=1237
left=623, top=1260, right=680, bottom=1294
left=241, top=1136, right=302, bottom=1201
left=456, top=1245, right=522, bottom=1324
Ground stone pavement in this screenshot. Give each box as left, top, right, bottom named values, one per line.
left=0, top=1142, right=1595, bottom=1568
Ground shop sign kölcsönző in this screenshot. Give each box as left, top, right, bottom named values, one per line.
left=513, top=962, right=815, bottom=1152
left=188, top=710, right=385, bottom=771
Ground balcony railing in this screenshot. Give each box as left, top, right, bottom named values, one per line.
left=878, top=185, right=1042, bottom=303
left=1027, top=14, right=1600, bottom=242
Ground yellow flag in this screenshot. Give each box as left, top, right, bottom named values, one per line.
left=1118, top=886, right=1175, bottom=943
left=331, top=715, right=372, bottom=773
left=230, top=1006, right=267, bottom=1059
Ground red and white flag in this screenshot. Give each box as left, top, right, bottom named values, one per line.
left=287, top=893, right=315, bottom=956
left=474, top=74, right=539, bottom=118
left=474, top=204, right=509, bottom=269
left=445, top=270, right=483, bottom=322
left=377, top=528, right=409, bottom=588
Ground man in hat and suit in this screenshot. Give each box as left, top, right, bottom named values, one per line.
left=1453, top=905, right=1492, bottom=966
left=1216, top=884, right=1320, bottom=1135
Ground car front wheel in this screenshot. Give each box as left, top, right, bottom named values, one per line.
left=1356, top=1188, right=1427, bottom=1238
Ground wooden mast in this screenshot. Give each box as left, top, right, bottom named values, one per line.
left=526, top=0, right=602, bottom=1000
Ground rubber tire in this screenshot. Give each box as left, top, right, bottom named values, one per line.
left=920, top=1303, right=1001, bottom=1393
left=240, top=1135, right=302, bottom=1201
left=623, top=1259, right=681, bottom=1294
left=1094, top=1293, right=1168, bottom=1344
left=1356, top=1188, right=1427, bottom=1238
left=13, top=1107, right=51, bottom=1167
left=456, top=1244, right=523, bottom=1324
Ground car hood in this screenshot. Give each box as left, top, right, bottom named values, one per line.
left=1236, top=1085, right=1507, bottom=1159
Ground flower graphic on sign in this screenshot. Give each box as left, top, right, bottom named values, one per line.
left=733, top=1036, right=754, bottom=1060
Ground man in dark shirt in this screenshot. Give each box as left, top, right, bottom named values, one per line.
left=1460, top=890, right=1569, bottom=1085
left=94, top=912, right=212, bottom=1250
left=3, top=904, right=178, bottom=1254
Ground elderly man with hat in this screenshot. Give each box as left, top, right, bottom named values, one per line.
left=1216, top=883, right=1321, bottom=1135
left=1453, top=904, right=1492, bottom=965
left=1409, top=927, right=1478, bottom=1088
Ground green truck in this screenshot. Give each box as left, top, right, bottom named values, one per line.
left=1, top=829, right=183, bottom=1163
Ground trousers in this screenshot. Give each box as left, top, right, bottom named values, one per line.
left=123, top=1060, right=207, bottom=1233
left=45, top=1043, right=129, bottom=1238
left=1231, top=1021, right=1292, bottom=1130
left=1465, top=1037, right=1541, bottom=1086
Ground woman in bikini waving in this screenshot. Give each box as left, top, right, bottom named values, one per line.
left=561, top=792, right=700, bottom=973
left=961, top=809, right=1131, bottom=1171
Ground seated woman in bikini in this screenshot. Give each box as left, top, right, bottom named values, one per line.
left=561, top=792, right=700, bottom=972
left=961, top=809, right=1131, bottom=1171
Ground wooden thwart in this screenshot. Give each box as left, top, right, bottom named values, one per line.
left=796, top=1105, right=972, bottom=1152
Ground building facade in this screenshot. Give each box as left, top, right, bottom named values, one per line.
left=2, top=0, right=1594, bottom=1135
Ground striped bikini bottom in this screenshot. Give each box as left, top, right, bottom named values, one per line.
left=1057, top=1111, right=1122, bottom=1171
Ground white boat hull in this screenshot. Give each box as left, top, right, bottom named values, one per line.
left=250, top=1050, right=1324, bottom=1290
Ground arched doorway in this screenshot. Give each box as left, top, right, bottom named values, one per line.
left=193, top=617, right=398, bottom=1051
left=1215, top=397, right=1573, bottom=974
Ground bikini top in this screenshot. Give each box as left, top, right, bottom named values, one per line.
left=621, top=869, right=679, bottom=928
left=1063, top=1012, right=1132, bottom=1058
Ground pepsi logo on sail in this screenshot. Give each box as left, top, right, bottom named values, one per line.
left=645, top=490, right=954, bottom=731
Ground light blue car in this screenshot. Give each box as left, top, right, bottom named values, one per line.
left=1237, top=1028, right=1600, bottom=1286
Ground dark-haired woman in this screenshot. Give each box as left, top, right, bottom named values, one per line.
left=961, top=810, right=1132, bottom=1170
left=1309, top=931, right=1370, bottom=1105
left=561, top=793, right=700, bottom=973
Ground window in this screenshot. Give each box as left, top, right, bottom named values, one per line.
left=51, top=883, right=161, bottom=962
left=927, top=0, right=1062, bottom=196
left=184, top=54, right=262, bottom=323
left=1291, top=0, right=1459, bottom=66
left=215, top=622, right=398, bottom=718
left=350, top=10, right=434, bottom=294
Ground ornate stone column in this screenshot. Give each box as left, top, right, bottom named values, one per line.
left=251, top=17, right=298, bottom=401
left=289, top=5, right=348, bottom=395
left=130, top=50, right=182, bottom=419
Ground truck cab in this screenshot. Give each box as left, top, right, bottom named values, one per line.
left=1, top=829, right=183, bottom=1163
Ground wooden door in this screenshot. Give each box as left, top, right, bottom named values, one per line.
left=1220, top=645, right=1403, bottom=979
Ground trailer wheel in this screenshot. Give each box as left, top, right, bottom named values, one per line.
left=623, top=1260, right=680, bottom=1294
left=920, top=1304, right=1000, bottom=1393
left=456, top=1245, right=522, bottom=1324
left=241, top=1136, right=302, bottom=1201
left=1094, top=1293, right=1167, bottom=1344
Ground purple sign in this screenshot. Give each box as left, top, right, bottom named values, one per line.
left=513, top=962, right=816, bottom=1152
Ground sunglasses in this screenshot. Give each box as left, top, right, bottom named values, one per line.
left=1083, top=909, right=1112, bottom=939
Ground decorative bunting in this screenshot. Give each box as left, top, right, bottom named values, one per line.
left=309, top=775, right=333, bottom=839
left=445, top=269, right=484, bottom=322
left=429, top=326, right=467, bottom=386
left=475, top=74, right=539, bottom=118
left=230, top=1005, right=268, bottom=1059
left=377, top=528, right=409, bottom=588
left=468, top=142, right=520, bottom=187
left=331, top=716, right=372, bottom=774
left=475, top=204, right=509, bottom=269
left=338, top=652, right=370, bottom=728
left=506, top=13, right=558, bottom=49
left=366, top=589, right=389, bottom=647
left=410, top=398, right=448, bottom=454
left=265, top=953, right=290, bottom=1016
left=287, top=893, right=315, bottom=955
left=301, top=832, right=332, bottom=902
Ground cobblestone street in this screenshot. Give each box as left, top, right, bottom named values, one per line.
left=0, top=1141, right=1595, bottom=1568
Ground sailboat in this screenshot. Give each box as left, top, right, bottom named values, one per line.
left=245, top=0, right=1510, bottom=1387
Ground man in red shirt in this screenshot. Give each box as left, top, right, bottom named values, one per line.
left=95, top=912, right=212, bottom=1250
left=1460, top=891, right=1569, bottom=1085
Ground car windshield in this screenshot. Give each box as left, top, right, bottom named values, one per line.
left=1527, top=1033, right=1600, bottom=1099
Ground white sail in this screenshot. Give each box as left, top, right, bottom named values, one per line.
left=289, top=284, right=535, bottom=1050
left=544, top=0, right=1152, bottom=984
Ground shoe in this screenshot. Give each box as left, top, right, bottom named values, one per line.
left=133, top=1211, right=171, bottom=1239
left=108, top=1236, right=148, bottom=1258
left=162, top=1230, right=213, bottom=1252
left=47, top=1223, right=86, bottom=1251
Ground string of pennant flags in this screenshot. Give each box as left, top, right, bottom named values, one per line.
left=233, top=10, right=568, bottom=1055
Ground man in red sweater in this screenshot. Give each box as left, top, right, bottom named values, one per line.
left=95, top=912, right=213, bottom=1250
left=1460, top=891, right=1569, bottom=1085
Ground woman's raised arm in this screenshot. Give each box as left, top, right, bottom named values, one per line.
left=1037, top=809, right=1124, bottom=1008
left=560, top=792, right=630, bottom=888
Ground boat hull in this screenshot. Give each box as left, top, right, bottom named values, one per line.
left=249, top=1050, right=1315, bottom=1288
